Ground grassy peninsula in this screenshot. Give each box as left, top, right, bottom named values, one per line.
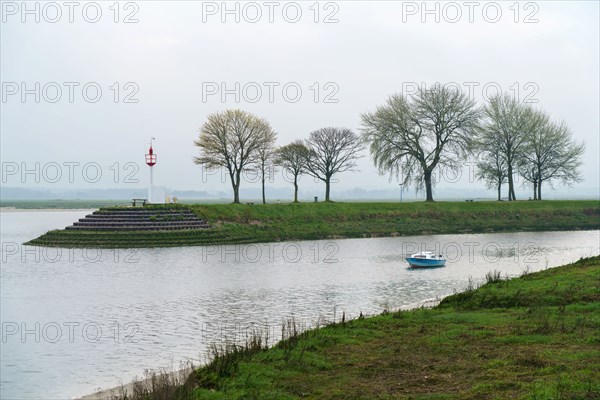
left=27, top=200, right=599, bottom=248
left=110, top=256, right=600, bottom=399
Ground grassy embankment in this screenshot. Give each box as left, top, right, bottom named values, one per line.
left=27, top=200, right=599, bottom=248
left=113, top=256, right=600, bottom=399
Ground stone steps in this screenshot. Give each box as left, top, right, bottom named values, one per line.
left=81, top=215, right=194, bottom=220
left=90, top=212, right=197, bottom=217
left=65, top=225, right=209, bottom=231
left=71, top=222, right=210, bottom=227
left=64, top=207, right=211, bottom=231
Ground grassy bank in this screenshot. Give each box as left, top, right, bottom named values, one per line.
left=114, top=256, right=600, bottom=399
left=27, top=200, right=599, bottom=248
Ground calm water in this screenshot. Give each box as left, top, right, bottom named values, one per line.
left=1, top=210, right=599, bottom=399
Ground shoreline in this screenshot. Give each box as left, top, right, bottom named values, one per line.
left=77, top=296, right=445, bottom=399
left=77, top=367, right=194, bottom=400
left=77, top=256, right=600, bottom=399
left=25, top=200, right=600, bottom=248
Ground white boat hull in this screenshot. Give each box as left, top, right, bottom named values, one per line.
left=406, top=258, right=446, bottom=268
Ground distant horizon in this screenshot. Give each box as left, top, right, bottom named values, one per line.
left=2, top=185, right=598, bottom=202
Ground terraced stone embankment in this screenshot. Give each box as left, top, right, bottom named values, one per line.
left=65, top=208, right=210, bottom=231
left=26, top=206, right=222, bottom=248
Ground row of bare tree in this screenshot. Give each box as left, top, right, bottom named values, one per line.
left=193, top=110, right=362, bottom=203
left=194, top=85, right=584, bottom=203
left=360, top=85, right=584, bottom=202
left=476, top=96, right=584, bottom=201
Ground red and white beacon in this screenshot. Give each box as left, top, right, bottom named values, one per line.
left=145, top=138, right=157, bottom=202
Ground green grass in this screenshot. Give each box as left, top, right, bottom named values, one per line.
left=114, top=256, right=600, bottom=400
left=26, top=200, right=600, bottom=248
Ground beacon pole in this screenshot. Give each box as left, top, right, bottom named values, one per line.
left=145, top=137, right=157, bottom=204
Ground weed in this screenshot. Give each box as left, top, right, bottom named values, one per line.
left=485, top=269, right=503, bottom=284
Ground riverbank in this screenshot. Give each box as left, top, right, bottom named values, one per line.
left=99, top=256, right=600, bottom=399
left=27, top=200, right=600, bottom=248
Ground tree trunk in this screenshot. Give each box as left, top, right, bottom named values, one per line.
left=507, top=165, right=515, bottom=201
left=538, top=181, right=542, bottom=200
left=293, top=175, right=298, bottom=203
left=497, top=181, right=502, bottom=201
left=229, top=173, right=239, bottom=204
left=424, top=171, right=434, bottom=202
left=233, top=186, right=240, bottom=203
left=233, top=170, right=241, bottom=204
left=325, top=178, right=331, bottom=202
left=533, top=181, right=538, bottom=200
left=261, top=161, right=268, bottom=204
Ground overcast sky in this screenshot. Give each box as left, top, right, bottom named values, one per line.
left=1, top=1, right=598, bottom=199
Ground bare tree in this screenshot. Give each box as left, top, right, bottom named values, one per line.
left=360, top=85, right=481, bottom=202
left=519, top=116, right=584, bottom=200
left=256, top=138, right=278, bottom=204
left=275, top=141, right=311, bottom=202
left=304, top=127, right=363, bottom=202
left=194, top=109, right=276, bottom=204
left=517, top=108, right=550, bottom=200
left=519, top=164, right=541, bottom=200
left=475, top=113, right=515, bottom=201
left=480, top=95, right=539, bottom=201
left=476, top=148, right=508, bottom=201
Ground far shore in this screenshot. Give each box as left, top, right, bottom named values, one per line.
left=0, top=207, right=96, bottom=212
left=26, top=200, right=600, bottom=248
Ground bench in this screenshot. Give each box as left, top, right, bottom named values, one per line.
left=132, top=198, right=148, bottom=207
left=465, top=199, right=474, bottom=202
left=246, top=202, right=255, bottom=205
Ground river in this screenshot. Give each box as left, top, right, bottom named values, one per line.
left=1, top=209, right=598, bottom=399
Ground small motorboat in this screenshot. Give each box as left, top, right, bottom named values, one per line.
left=406, top=251, right=446, bottom=268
